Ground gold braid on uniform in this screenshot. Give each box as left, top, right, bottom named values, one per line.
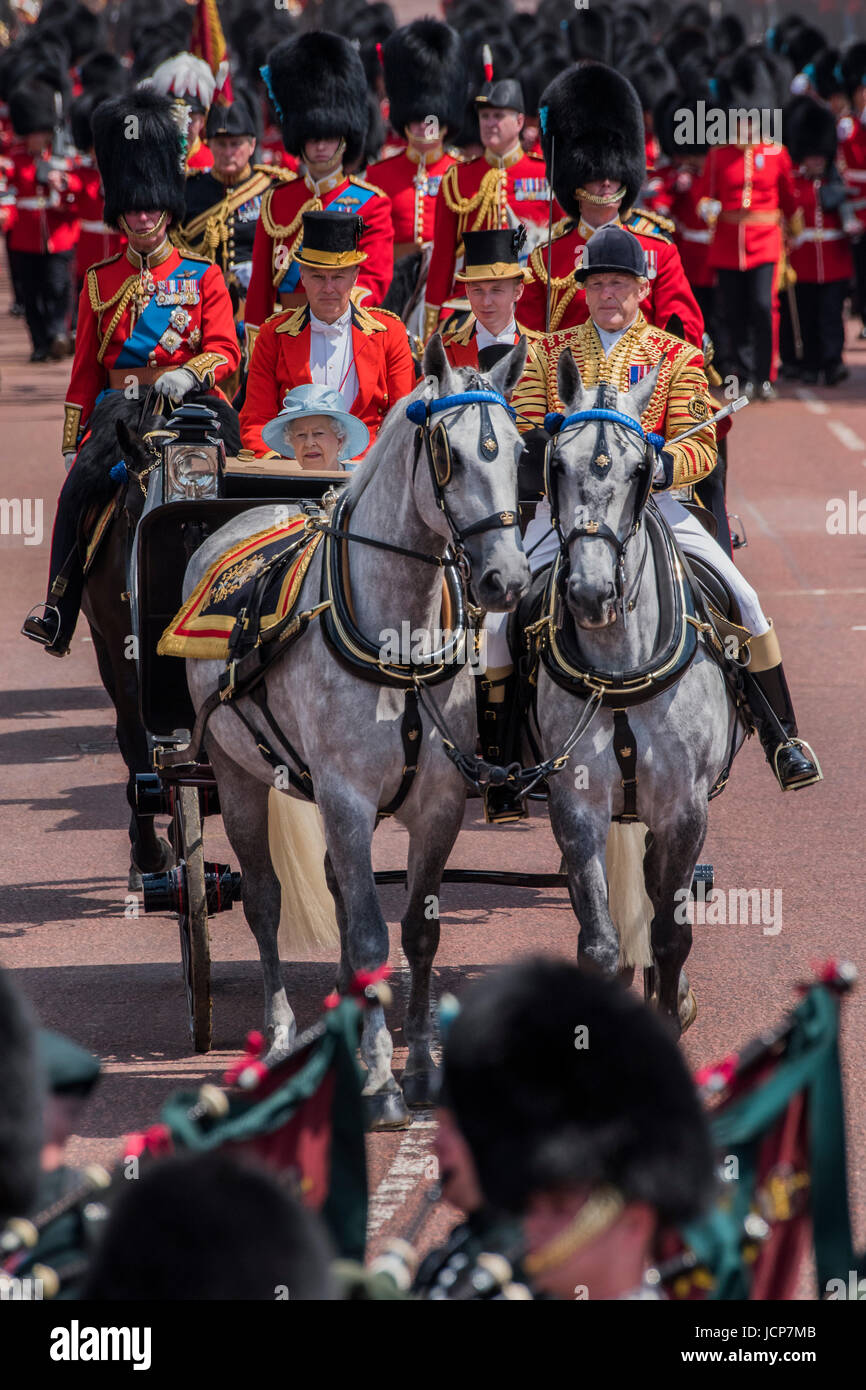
left=528, top=237, right=581, bottom=332
left=441, top=163, right=506, bottom=232
left=86, top=268, right=144, bottom=364
left=523, top=1188, right=625, bottom=1278
left=260, top=186, right=323, bottom=287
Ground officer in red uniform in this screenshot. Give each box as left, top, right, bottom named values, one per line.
left=424, top=73, right=556, bottom=338
left=22, top=89, right=239, bottom=656
left=519, top=64, right=703, bottom=347
left=705, top=51, right=795, bottom=400
left=6, top=79, right=80, bottom=362
left=780, top=96, right=854, bottom=385
left=146, top=52, right=216, bottom=173
left=837, top=42, right=866, bottom=337
left=245, top=31, right=394, bottom=358
left=68, top=92, right=125, bottom=293
left=367, top=20, right=465, bottom=265
left=440, top=226, right=537, bottom=370
left=651, top=91, right=719, bottom=348
left=240, top=210, right=415, bottom=458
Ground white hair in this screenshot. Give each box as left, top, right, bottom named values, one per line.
left=285, top=415, right=347, bottom=450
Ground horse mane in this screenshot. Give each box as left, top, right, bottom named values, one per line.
left=64, top=392, right=242, bottom=519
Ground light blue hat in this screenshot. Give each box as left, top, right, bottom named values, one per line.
left=260, top=383, right=370, bottom=461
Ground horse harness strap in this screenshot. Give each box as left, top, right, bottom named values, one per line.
left=612, top=710, right=639, bottom=823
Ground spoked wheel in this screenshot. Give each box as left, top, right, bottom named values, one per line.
left=172, top=785, right=212, bottom=1053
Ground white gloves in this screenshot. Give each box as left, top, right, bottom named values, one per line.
left=154, top=367, right=197, bottom=398
left=64, top=451, right=77, bottom=473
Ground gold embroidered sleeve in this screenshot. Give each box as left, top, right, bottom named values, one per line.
left=663, top=357, right=717, bottom=488
left=62, top=404, right=83, bottom=454
left=185, top=352, right=229, bottom=387
left=511, top=343, right=550, bottom=433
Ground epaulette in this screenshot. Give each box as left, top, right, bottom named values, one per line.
left=526, top=149, right=546, bottom=161
left=628, top=208, right=674, bottom=240
left=186, top=166, right=204, bottom=178
left=349, top=174, right=387, bottom=196
left=168, top=240, right=211, bottom=263
left=443, top=312, right=475, bottom=346
left=86, top=251, right=124, bottom=275
left=367, top=305, right=403, bottom=324
left=352, top=303, right=389, bottom=334
left=255, top=163, right=297, bottom=183
left=446, top=146, right=462, bottom=160
left=274, top=304, right=309, bottom=336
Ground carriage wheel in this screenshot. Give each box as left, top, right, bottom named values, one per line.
left=173, top=785, right=212, bottom=1053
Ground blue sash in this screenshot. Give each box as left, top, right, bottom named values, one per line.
left=114, top=259, right=209, bottom=369
left=278, top=183, right=378, bottom=293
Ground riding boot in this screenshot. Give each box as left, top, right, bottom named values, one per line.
left=21, top=471, right=84, bottom=656
left=475, top=669, right=528, bottom=823
left=744, top=622, right=822, bottom=790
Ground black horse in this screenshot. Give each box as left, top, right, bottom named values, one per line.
left=67, top=392, right=241, bottom=886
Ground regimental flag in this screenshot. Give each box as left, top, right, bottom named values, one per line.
left=658, top=962, right=860, bottom=1300
left=189, top=0, right=233, bottom=103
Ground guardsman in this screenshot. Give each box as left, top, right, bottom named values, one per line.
left=424, top=68, right=556, bottom=339
left=442, top=958, right=715, bottom=1300
left=519, top=63, right=703, bottom=345
left=146, top=51, right=216, bottom=172
left=704, top=50, right=795, bottom=400
left=6, top=79, right=80, bottom=362
left=240, top=210, right=415, bottom=459
left=68, top=91, right=125, bottom=297
left=512, top=227, right=821, bottom=791
left=180, top=88, right=292, bottom=392
left=836, top=41, right=866, bottom=338
left=780, top=96, right=854, bottom=385
left=245, top=31, right=394, bottom=358
left=22, top=89, right=239, bottom=656
left=650, top=90, right=718, bottom=347
left=367, top=20, right=465, bottom=268
left=440, top=226, right=537, bottom=370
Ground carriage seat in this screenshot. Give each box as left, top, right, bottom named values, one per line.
left=222, top=457, right=352, bottom=502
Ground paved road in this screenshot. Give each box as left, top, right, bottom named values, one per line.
left=2, top=284, right=865, bottom=1281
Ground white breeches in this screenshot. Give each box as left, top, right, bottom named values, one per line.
left=482, top=493, right=769, bottom=672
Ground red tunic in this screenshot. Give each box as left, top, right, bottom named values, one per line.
left=365, top=146, right=458, bottom=251
left=705, top=143, right=794, bottom=271
left=70, top=157, right=125, bottom=281
left=244, top=170, right=394, bottom=337
left=260, top=127, right=299, bottom=172
left=6, top=147, right=81, bottom=254
left=647, top=164, right=717, bottom=290
left=780, top=171, right=854, bottom=284
left=63, top=243, right=240, bottom=452
left=837, top=115, right=866, bottom=231
left=186, top=138, right=214, bottom=172
left=519, top=215, right=704, bottom=345
left=440, top=315, right=534, bottom=369
left=239, top=302, right=416, bottom=457
left=426, top=146, right=557, bottom=314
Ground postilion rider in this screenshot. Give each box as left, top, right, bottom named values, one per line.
left=22, top=89, right=240, bottom=656
left=496, top=226, right=821, bottom=800
left=440, top=225, right=539, bottom=372
left=239, top=210, right=415, bottom=459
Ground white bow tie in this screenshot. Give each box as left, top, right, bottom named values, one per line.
left=311, top=319, right=347, bottom=339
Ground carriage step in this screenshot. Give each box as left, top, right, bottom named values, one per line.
left=141, top=861, right=242, bottom=916
left=135, top=772, right=221, bottom=818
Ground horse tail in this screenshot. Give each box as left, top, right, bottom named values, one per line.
left=606, top=822, right=654, bottom=969
left=267, top=790, right=341, bottom=954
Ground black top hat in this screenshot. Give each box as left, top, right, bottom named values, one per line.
left=475, top=77, right=524, bottom=113
left=294, top=210, right=368, bottom=269
left=456, top=226, right=527, bottom=281
left=574, top=225, right=648, bottom=282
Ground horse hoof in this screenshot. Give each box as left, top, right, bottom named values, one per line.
left=402, top=1070, right=437, bottom=1108
left=128, top=865, right=142, bottom=892
left=364, top=1088, right=411, bottom=1131
left=679, top=989, right=698, bottom=1033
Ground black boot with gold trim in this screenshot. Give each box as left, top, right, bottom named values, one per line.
left=745, top=622, right=822, bottom=790
left=475, top=669, right=528, bottom=823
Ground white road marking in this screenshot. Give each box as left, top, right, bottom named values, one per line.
left=366, top=1113, right=437, bottom=1237
left=765, top=588, right=866, bottom=596
left=795, top=387, right=829, bottom=414
left=853, top=626, right=866, bottom=631
left=827, top=421, right=866, bottom=452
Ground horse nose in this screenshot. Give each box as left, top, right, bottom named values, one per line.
left=567, top=576, right=616, bottom=624
left=477, top=565, right=529, bottom=610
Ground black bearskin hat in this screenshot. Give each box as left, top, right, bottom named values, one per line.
left=715, top=47, right=780, bottom=112
left=78, top=53, right=129, bottom=98
left=92, top=87, right=186, bottom=230
left=70, top=91, right=100, bottom=153
left=0, top=966, right=41, bottom=1224
left=784, top=95, right=838, bottom=166
left=540, top=62, right=646, bottom=219
left=442, top=958, right=715, bottom=1225
left=839, top=40, right=866, bottom=101
left=383, top=20, right=467, bottom=137
left=808, top=49, right=845, bottom=103
left=9, top=81, right=63, bottom=137
left=654, top=90, right=710, bottom=159
left=624, top=51, right=678, bottom=119
left=263, top=31, right=369, bottom=168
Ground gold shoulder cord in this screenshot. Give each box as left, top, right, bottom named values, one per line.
left=260, top=185, right=323, bottom=287
left=87, top=267, right=143, bottom=364
left=528, top=239, right=581, bottom=331
left=441, top=164, right=504, bottom=234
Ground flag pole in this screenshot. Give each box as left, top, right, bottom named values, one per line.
left=545, top=134, right=555, bottom=335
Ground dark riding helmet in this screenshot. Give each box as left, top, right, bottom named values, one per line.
left=574, top=225, right=648, bottom=283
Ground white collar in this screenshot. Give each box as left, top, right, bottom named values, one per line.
left=310, top=306, right=352, bottom=334
left=593, top=313, right=639, bottom=354
left=475, top=317, right=517, bottom=350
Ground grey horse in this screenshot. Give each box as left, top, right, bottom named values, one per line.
left=183, top=338, right=530, bottom=1127
left=534, top=350, right=744, bottom=1036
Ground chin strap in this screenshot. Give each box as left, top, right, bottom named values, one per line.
left=523, top=1186, right=626, bottom=1278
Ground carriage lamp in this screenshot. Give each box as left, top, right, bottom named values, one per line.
left=161, top=403, right=227, bottom=502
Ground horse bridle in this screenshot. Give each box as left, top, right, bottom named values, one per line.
left=543, top=399, right=665, bottom=626
left=405, top=388, right=521, bottom=573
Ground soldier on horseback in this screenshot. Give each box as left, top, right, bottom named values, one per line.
left=510, top=225, right=821, bottom=793
left=22, top=88, right=239, bottom=656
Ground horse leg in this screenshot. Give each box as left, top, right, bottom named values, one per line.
left=317, top=782, right=409, bottom=1130
left=207, top=741, right=296, bottom=1055
left=551, top=797, right=620, bottom=975
left=324, top=851, right=351, bottom=994
left=643, top=808, right=706, bottom=1038
left=399, top=783, right=465, bottom=1107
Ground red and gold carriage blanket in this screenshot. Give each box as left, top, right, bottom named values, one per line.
left=158, top=515, right=322, bottom=660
